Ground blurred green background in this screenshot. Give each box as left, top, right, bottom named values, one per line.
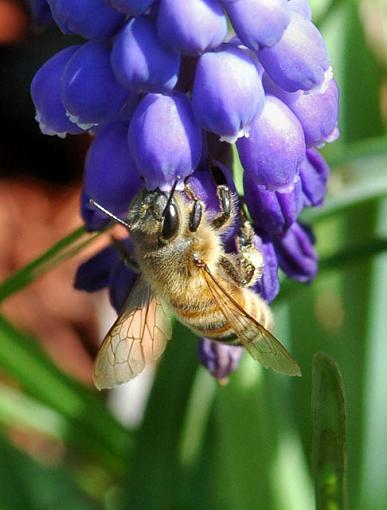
left=0, top=0, right=387, bottom=508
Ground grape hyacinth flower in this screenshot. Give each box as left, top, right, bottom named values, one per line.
left=31, top=0, right=339, bottom=383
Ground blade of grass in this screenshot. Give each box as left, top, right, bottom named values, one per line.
left=312, top=353, right=347, bottom=510
left=0, top=315, right=132, bottom=476
left=0, top=225, right=110, bottom=302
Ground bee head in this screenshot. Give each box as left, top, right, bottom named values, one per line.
left=128, top=185, right=181, bottom=245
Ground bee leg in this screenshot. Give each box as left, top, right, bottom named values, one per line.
left=111, top=238, right=139, bottom=273
left=220, top=221, right=264, bottom=288
left=211, top=184, right=237, bottom=233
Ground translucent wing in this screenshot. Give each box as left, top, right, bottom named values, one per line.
left=199, top=262, right=301, bottom=377
left=93, top=277, right=172, bottom=389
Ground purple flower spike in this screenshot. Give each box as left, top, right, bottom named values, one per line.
left=83, top=122, right=142, bottom=230
left=299, top=149, right=329, bottom=207
left=157, top=0, right=228, bottom=56
left=31, top=46, right=84, bottom=138
left=237, top=95, right=306, bottom=192
left=223, top=0, right=290, bottom=50
left=198, top=338, right=243, bottom=382
left=274, top=222, right=317, bottom=282
left=111, top=16, right=181, bottom=94
left=288, top=0, right=312, bottom=19
left=108, top=0, right=155, bottom=15
left=128, top=93, right=202, bottom=190
left=46, top=0, right=125, bottom=39
left=109, top=260, right=138, bottom=314
left=192, top=46, right=264, bottom=142
left=253, top=233, right=280, bottom=303
left=263, top=73, right=339, bottom=147
left=62, top=40, right=128, bottom=129
left=260, top=13, right=330, bottom=92
left=244, top=173, right=303, bottom=236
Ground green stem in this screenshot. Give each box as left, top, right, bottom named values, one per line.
left=0, top=225, right=108, bottom=303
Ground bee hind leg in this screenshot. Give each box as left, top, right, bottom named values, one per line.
left=220, top=221, right=264, bottom=288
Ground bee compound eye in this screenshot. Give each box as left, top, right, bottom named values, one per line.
left=160, top=201, right=179, bottom=242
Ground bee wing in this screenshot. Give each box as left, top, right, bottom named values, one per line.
left=93, top=277, right=172, bottom=389
left=199, top=263, right=301, bottom=377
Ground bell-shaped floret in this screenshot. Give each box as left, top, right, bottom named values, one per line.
left=83, top=122, right=142, bottom=230
left=237, top=95, right=305, bottom=191
left=111, top=16, right=181, bottom=93
left=46, top=0, right=125, bottom=39
left=299, top=149, right=329, bottom=207
left=108, top=0, right=155, bottom=15
left=259, top=13, right=330, bottom=92
left=31, top=46, right=84, bottom=137
left=223, top=0, right=290, bottom=50
left=157, top=0, right=228, bottom=56
left=128, top=93, right=202, bottom=190
left=62, top=40, right=129, bottom=129
left=198, top=338, right=243, bottom=382
left=273, top=222, right=317, bottom=282
left=192, top=46, right=264, bottom=142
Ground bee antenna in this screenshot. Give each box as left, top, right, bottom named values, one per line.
left=162, top=177, right=180, bottom=216
left=89, top=199, right=131, bottom=230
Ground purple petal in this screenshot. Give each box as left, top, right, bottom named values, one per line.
left=244, top=173, right=303, bottom=236
left=259, top=13, right=330, bottom=92
left=198, top=338, right=243, bottom=381
left=46, top=0, right=125, bottom=39
left=299, top=149, right=329, bottom=207
left=62, top=40, right=128, bottom=128
left=253, top=233, right=280, bottom=303
left=83, top=122, right=142, bottom=230
left=157, top=0, right=228, bottom=56
left=31, top=46, right=84, bottom=137
left=273, top=222, right=317, bottom=282
left=224, top=0, right=290, bottom=50
left=26, top=0, right=53, bottom=29
left=107, top=0, right=156, bottom=15
left=263, top=72, right=340, bottom=147
left=288, top=0, right=312, bottom=19
left=192, top=45, right=264, bottom=142
left=128, top=93, right=202, bottom=190
left=74, top=246, right=118, bottom=292
left=237, top=95, right=306, bottom=191
left=111, top=16, right=181, bottom=93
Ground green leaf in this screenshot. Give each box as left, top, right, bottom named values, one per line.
left=0, top=432, right=98, bottom=510
left=312, top=353, right=347, bottom=510
left=0, top=315, right=132, bottom=476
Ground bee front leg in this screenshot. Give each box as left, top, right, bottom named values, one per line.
left=211, top=184, right=237, bottom=233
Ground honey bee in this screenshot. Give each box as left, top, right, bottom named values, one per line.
left=91, top=179, right=301, bottom=389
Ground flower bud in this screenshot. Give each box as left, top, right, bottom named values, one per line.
left=198, top=338, right=243, bottom=382
left=128, top=93, right=202, bottom=190
left=244, top=173, right=303, bottom=236
left=192, top=46, right=264, bottom=142
left=157, top=0, right=227, bottom=56
left=62, top=40, right=128, bottom=129
left=108, top=0, right=155, bottom=15
left=46, top=0, right=125, bottom=39
left=223, top=0, right=290, bottom=50
left=253, top=233, right=280, bottom=303
left=74, top=246, right=118, bottom=293
left=273, top=222, right=317, bottom=282
left=288, top=0, right=312, bottom=19
left=237, top=95, right=305, bottom=191
left=299, top=149, right=329, bottom=207
left=31, top=46, right=84, bottom=137
left=263, top=72, right=339, bottom=147
left=111, top=16, right=181, bottom=93
left=259, top=13, right=330, bottom=92
left=83, top=122, right=142, bottom=230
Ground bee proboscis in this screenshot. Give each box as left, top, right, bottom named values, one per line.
left=91, top=181, right=301, bottom=389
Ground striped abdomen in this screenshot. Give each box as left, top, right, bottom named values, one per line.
left=169, top=283, right=272, bottom=344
